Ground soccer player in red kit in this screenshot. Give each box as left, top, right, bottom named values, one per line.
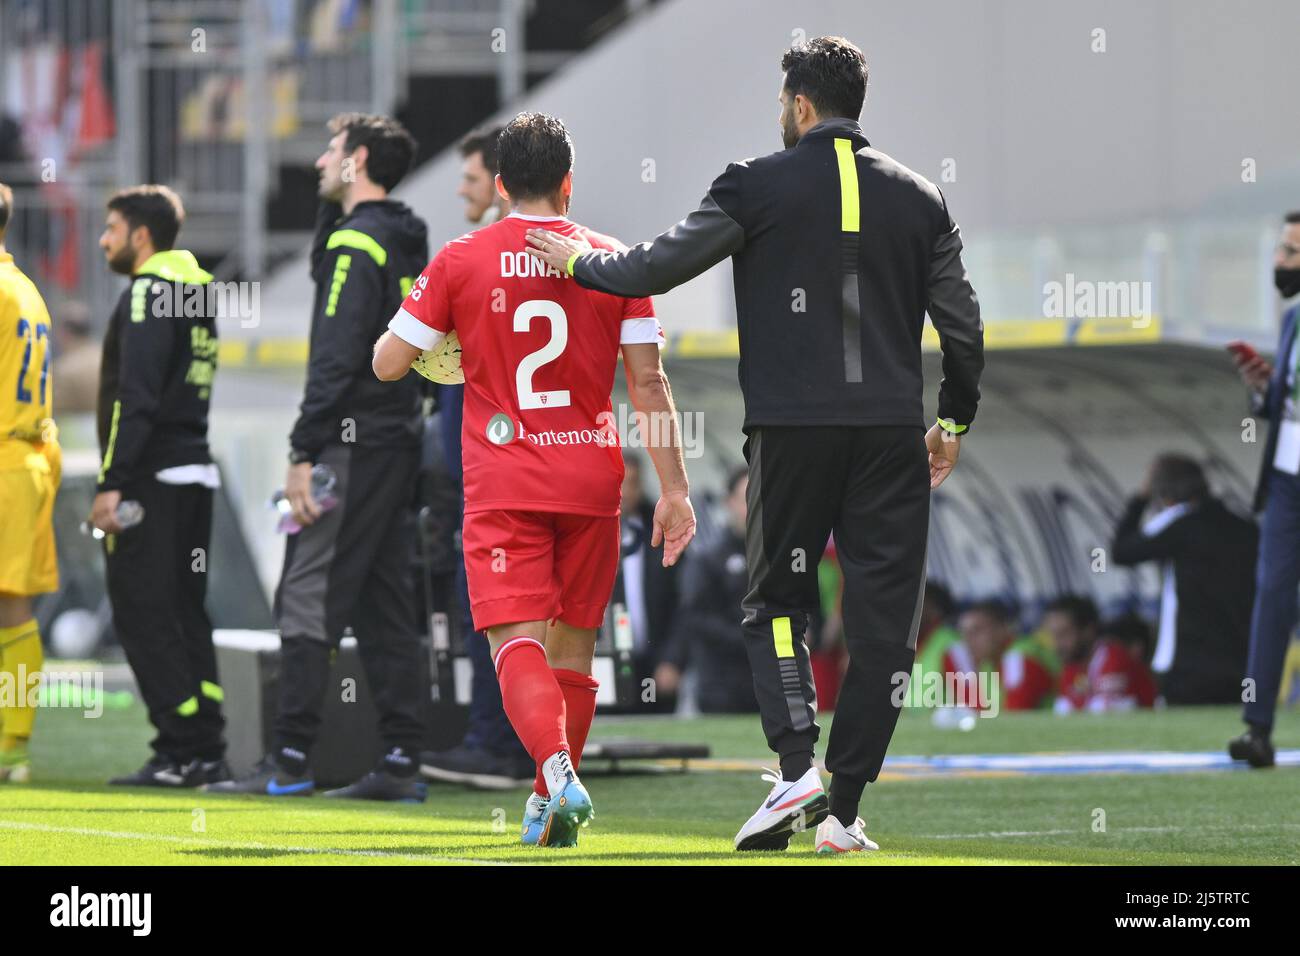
left=373, top=112, right=696, bottom=846
left=1046, top=600, right=1157, bottom=713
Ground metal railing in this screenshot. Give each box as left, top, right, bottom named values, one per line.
left=1, top=0, right=402, bottom=311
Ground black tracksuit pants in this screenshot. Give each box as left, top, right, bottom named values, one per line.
left=273, top=443, right=426, bottom=757
left=741, top=425, right=929, bottom=787
left=105, top=477, right=224, bottom=762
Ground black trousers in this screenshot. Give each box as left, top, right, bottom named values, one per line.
left=273, top=443, right=426, bottom=756
left=105, top=477, right=224, bottom=762
left=741, top=425, right=929, bottom=786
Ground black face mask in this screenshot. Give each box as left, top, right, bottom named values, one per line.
left=1276, top=267, right=1300, bottom=298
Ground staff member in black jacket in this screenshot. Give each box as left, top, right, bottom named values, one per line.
left=92, top=185, right=228, bottom=787
left=212, top=114, right=430, bottom=801
left=1111, top=454, right=1256, bottom=705
left=527, top=36, right=984, bottom=853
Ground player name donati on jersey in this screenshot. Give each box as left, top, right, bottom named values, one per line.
left=500, top=251, right=569, bottom=279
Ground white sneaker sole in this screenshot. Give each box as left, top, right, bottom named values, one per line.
left=735, top=791, right=828, bottom=851
left=815, top=836, right=879, bottom=853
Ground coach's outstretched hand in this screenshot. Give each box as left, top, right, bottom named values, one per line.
left=652, top=490, right=696, bottom=567
left=524, top=228, right=591, bottom=273
left=925, top=423, right=961, bottom=489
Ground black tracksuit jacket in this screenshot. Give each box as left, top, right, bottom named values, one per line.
left=569, top=118, right=985, bottom=433
left=96, top=249, right=217, bottom=492
left=289, top=199, right=429, bottom=458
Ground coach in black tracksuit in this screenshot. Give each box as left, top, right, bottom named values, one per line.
left=212, top=115, right=430, bottom=800
left=526, top=37, right=984, bottom=835
left=91, top=186, right=227, bottom=787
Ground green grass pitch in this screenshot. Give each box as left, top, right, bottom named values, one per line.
left=2, top=704, right=1296, bottom=865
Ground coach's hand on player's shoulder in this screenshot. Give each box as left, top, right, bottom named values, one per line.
left=286, top=462, right=322, bottom=527
left=524, top=229, right=591, bottom=273
left=925, top=423, right=961, bottom=490
left=90, top=489, right=124, bottom=534
left=651, top=490, right=696, bottom=567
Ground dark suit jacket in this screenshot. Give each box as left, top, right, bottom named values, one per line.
left=1252, top=304, right=1299, bottom=513
left=1112, top=495, right=1257, bottom=703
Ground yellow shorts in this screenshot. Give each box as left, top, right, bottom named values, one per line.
left=0, top=440, right=61, bottom=596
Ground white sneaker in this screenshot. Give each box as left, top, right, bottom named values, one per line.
left=815, top=814, right=879, bottom=854
left=734, top=766, right=828, bottom=851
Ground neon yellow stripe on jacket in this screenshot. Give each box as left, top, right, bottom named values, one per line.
left=833, top=138, right=860, bottom=233
left=326, top=229, right=387, bottom=268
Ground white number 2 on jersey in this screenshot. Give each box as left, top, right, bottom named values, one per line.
left=513, top=299, right=571, bottom=409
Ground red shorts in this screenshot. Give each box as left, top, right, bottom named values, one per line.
left=461, top=509, right=620, bottom=632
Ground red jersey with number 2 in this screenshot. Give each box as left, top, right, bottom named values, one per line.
left=394, top=213, right=662, bottom=516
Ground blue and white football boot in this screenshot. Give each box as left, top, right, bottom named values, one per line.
left=521, top=791, right=549, bottom=845
left=534, top=751, right=594, bottom=847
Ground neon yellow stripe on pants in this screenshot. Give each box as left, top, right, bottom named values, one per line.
left=772, top=616, right=794, bottom=659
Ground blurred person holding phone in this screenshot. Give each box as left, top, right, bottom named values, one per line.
left=1225, top=210, right=1300, bottom=767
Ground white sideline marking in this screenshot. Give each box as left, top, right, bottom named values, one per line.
left=0, top=819, right=522, bottom=865
left=928, top=823, right=1300, bottom=840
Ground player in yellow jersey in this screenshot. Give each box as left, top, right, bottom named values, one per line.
left=0, top=182, right=60, bottom=784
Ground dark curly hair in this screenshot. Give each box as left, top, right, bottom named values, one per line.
left=107, top=184, right=185, bottom=251
left=496, top=112, right=574, bottom=203
left=780, top=36, right=868, bottom=120
left=459, top=124, right=505, bottom=175
left=327, top=112, right=417, bottom=193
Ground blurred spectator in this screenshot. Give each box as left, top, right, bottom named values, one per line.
left=614, top=455, right=681, bottom=710
left=951, top=599, right=1059, bottom=710
left=1047, top=597, right=1157, bottom=713
left=662, top=466, right=757, bottom=713
left=1103, top=612, right=1156, bottom=666
left=51, top=301, right=99, bottom=414
left=1112, top=454, right=1256, bottom=705
left=457, top=125, right=506, bottom=225
left=1228, top=211, right=1300, bottom=767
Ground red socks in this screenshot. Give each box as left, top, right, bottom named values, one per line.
left=494, top=638, right=568, bottom=766
left=533, top=668, right=599, bottom=796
